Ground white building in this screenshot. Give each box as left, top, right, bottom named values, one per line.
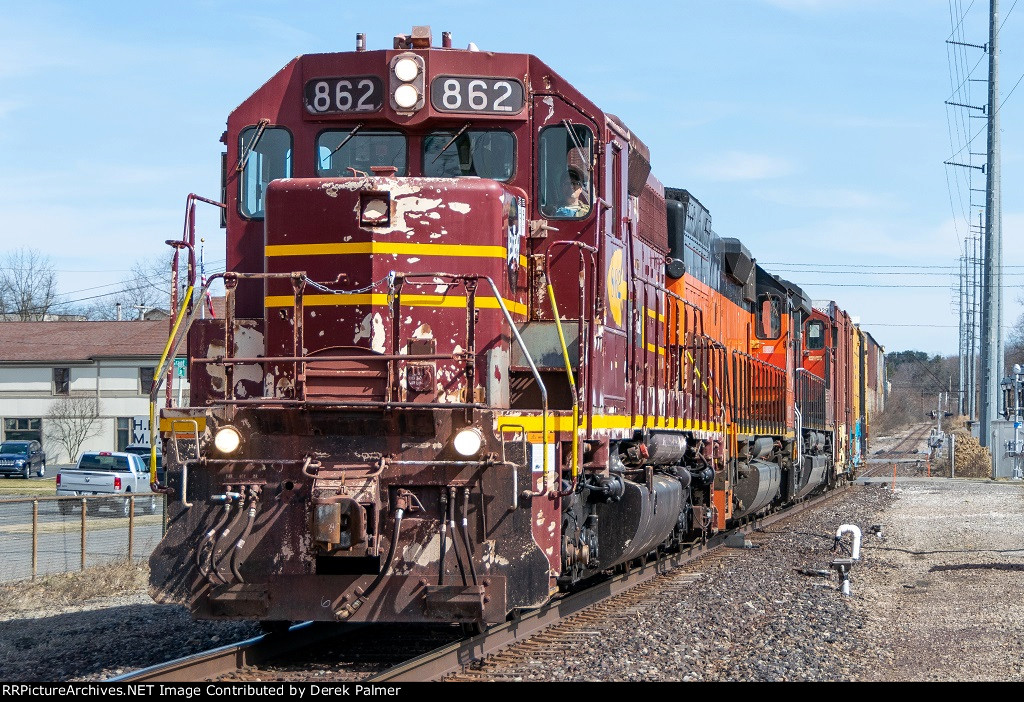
left=0, top=321, right=189, bottom=464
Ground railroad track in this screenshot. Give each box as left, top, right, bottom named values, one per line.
left=368, top=483, right=850, bottom=682
left=108, top=622, right=360, bottom=682
left=110, top=483, right=849, bottom=683
left=858, top=423, right=932, bottom=478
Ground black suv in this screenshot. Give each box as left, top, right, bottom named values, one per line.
left=0, top=440, right=46, bottom=478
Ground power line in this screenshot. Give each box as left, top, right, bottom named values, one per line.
left=760, top=261, right=1024, bottom=269
left=770, top=269, right=1024, bottom=277
left=788, top=283, right=962, bottom=288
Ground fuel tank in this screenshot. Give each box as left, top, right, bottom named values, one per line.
left=732, top=458, right=781, bottom=518
left=595, top=474, right=684, bottom=567
left=794, top=455, right=828, bottom=499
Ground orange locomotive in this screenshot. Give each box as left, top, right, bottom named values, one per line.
left=148, top=27, right=882, bottom=627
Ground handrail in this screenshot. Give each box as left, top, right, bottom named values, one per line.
left=149, top=284, right=194, bottom=483
left=261, top=269, right=554, bottom=496
left=152, top=194, right=226, bottom=482
left=147, top=272, right=228, bottom=483
left=167, top=419, right=200, bottom=508
left=152, top=266, right=552, bottom=497
left=475, top=275, right=550, bottom=498
left=731, top=349, right=787, bottom=433
left=544, top=241, right=597, bottom=496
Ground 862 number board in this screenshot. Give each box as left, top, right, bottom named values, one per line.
left=305, top=77, right=384, bottom=114
left=430, top=76, right=525, bottom=114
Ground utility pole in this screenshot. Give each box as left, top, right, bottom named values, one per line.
left=958, top=254, right=965, bottom=416
left=970, top=226, right=981, bottom=419
left=980, top=0, right=1003, bottom=450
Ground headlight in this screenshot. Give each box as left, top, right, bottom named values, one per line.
left=213, top=426, right=242, bottom=454
left=15, top=459, right=25, bottom=467
left=394, top=57, right=419, bottom=82
left=393, top=84, right=419, bottom=109
left=453, top=428, right=483, bottom=457
left=389, top=52, right=424, bottom=113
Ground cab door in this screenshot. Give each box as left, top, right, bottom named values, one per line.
left=598, top=132, right=630, bottom=420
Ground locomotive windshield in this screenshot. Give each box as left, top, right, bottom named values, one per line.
left=239, top=126, right=292, bottom=219
left=317, top=129, right=407, bottom=176
left=422, top=129, right=515, bottom=180
left=538, top=123, right=593, bottom=219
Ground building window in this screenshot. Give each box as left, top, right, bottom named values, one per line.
left=116, top=417, right=131, bottom=452
left=140, top=367, right=156, bottom=395
left=4, top=418, right=42, bottom=443
left=53, top=367, right=70, bottom=396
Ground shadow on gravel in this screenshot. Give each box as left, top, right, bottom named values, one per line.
left=929, top=562, right=1024, bottom=573
left=0, top=602, right=259, bottom=682
left=870, top=546, right=1021, bottom=556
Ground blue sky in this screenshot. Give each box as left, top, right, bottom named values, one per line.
left=1, top=0, right=1021, bottom=355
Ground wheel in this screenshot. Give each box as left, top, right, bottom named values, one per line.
left=144, top=495, right=157, bottom=515
left=37, top=460, right=45, bottom=478
left=460, top=621, right=486, bottom=637
left=120, top=494, right=132, bottom=518
left=22, top=464, right=29, bottom=479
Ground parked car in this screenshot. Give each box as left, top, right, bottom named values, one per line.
left=56, top=451, right=155, bottom=516
left=0, top=440, right=46, bottom=478
left=122, top=443, right=163, bottom=482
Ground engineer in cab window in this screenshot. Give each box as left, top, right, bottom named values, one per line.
left=540, top=123, right=593, bottom=219
left=556, top=163, right=591, bottom=217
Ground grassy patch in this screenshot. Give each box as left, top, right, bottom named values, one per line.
left=0, top=478, right=56, bottom=497
left=0, top=562, right=149, bottom=614
left=0, top=512, right=163, bottom=535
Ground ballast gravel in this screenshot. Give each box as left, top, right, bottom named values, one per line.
left=462, top=479, right=1024, bottom=682
left=2, top=478, right=1024, bottom=682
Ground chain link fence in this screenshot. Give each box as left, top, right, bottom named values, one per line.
left=0, top=495, right=166, bottom=583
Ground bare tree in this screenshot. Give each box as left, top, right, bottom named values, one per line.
left=45, top=396, right=100, bottom=463
left=0, top=248, right=58, bottom=320
left=1006, top=295, right=1024, bottom=371
left=78, top=255, right=173, bottom=320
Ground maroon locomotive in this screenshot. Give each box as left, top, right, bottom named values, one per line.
left=148, top=27, right=881, bottom=627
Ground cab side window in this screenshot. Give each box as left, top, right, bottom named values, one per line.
left=806, top=320, right=825, bottom=350
left=538, top=124, right=593, bottom=219
left=756, top=294, right=782, bottom=340
left=239, top=126, right=292, bottom=219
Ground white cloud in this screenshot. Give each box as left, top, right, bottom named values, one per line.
left=698, top=151, right=796, bottom=182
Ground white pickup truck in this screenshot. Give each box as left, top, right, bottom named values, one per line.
left=56, top=451, right=156, bottom=516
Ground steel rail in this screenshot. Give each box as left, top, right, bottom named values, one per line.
left=107, top=621, right=363, bottom=683
left=859, top=423, right=933, bottom=477
left=367, top=483, right=850, bottom=682
left=107, top=485, right=848, bottom=683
